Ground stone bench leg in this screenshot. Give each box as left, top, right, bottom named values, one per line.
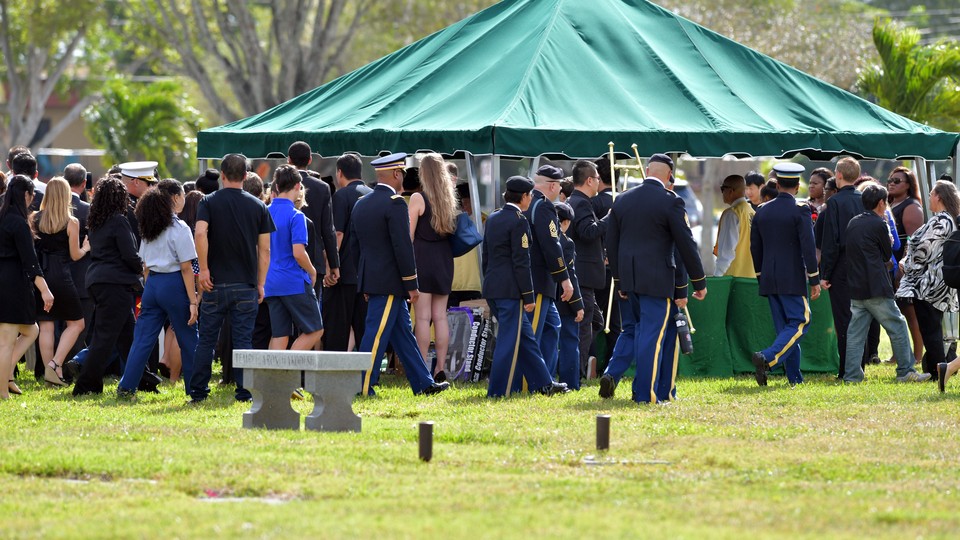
left=242, top=369, right=301, bottom=430
left=304, top=371, right=361, bottom=432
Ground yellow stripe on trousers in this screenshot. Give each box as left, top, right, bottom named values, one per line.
left=771, top=296, right=810, bottom=366
left=505, top=302, right=524, bottom=397
left=649, top=298, right=671, bottom=403
left=522, top=294, right=544, bottom=394
left=362, top=295, right=394, bottom=395
left=669, top=333, right=680, bottom=401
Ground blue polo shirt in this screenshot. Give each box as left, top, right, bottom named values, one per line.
left=265, top=198, right=310, bottom=297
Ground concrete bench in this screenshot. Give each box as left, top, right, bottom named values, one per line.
left=233, top=350, right=370, bottom=432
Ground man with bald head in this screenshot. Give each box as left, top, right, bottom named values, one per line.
left=605, top=154, right=707, bottom=404
left=714, top=174, right=756, bottom=277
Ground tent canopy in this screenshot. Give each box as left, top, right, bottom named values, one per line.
left=197, top=0, right=959, bottom=161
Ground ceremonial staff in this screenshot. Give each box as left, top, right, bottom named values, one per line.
left=603, top=142, right=644, bottom=334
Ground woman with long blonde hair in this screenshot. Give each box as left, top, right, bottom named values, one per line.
left=408, top=153, right=459, bottom=381
left=31, top=177, right=89, bottom=386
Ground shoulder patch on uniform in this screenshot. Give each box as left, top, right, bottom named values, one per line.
left=549, top=220, right=558, bottom=238
left=391, top=194, right=404, bottom=200
left=521, top=233, right=529, bottom=249
left=684, top=212, right=690, bottom=227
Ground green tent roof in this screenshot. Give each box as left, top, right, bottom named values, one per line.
left=197, top=0, right=959, bottom=160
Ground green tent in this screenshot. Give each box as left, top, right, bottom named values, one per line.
left=198, top=0, right=959, bottom=161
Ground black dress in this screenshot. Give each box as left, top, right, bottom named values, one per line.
left=33, top=213, right=83, bottom=321
left=413, top=195, right=454, bottom=295
left=0, top=212, right=43, bottom=324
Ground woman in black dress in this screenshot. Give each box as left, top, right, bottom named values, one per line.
left=32, top=177, right=89, bottom=386
left=408, top=153, right=458, bottom=380
left=0, top=176, right=54, bottom=398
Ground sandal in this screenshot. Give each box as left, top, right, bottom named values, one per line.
left=8, top=380, right=21, bottom=395
left=44, top=361, right=68, bottom=387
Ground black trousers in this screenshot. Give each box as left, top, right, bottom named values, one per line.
left=828, top=263, right=852, bottom=379
left=914, top=299, right=945, bottom=378
left=321, top=283, right=368, bottom=351
left=597, top=272, right=620, bottom=363
left=578, top=287, right=601, bottom=377
left=74, top=283, right=135, bottom=395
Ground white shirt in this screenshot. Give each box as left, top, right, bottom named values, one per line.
left=714, top=197, right=746, bottom=276
left=139, top=216, right=198, bottom=273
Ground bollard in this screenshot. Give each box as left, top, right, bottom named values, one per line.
left=596, top=415, right=611, bottom=451
left=419, top=421, right=434, bottom=462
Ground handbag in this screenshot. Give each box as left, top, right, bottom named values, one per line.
left=449, top=212, right=482, bottom=257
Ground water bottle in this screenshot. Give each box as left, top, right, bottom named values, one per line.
left=675, top=311, right=694, bottom=354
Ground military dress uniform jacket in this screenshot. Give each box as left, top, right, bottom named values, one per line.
left=481, top=204, right=535, bottom=304
left=523, top=190, right=569, bottom=299
left=567, top=190, right=607, bottom=289
left=556, top=232, right=585, bottom=316
left=750, top=192, right=820, bottom=297
left=349, top=184, right=419, bottom=296
left=606, top=178, right=706, bottom=298
left=299, top=170, right=340, bottom=275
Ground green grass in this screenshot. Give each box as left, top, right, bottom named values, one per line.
left=3, top=350, right=960, bottom=539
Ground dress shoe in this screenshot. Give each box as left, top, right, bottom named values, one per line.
left=538, top=381, right=571, bottom=396
left=598, top=374, right=617, bottom=399
left=421, top=381, right=450, bottom=395
left=116, top=387, right=137, bottom=401
left=750, top=352, right=768, bottom=387
left=187, top=397, right=206, bottom=406
left=433, top=370, right=447, bottom=383
left=938, top=363, right=949, bottom=393
left=63, top=359, right=81, bottom=383
left=137, top=371, right=163, bottom=393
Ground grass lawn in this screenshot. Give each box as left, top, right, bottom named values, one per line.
left=3, top=345, right=959, bottom=539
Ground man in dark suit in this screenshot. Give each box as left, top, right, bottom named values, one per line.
left=843, top=183, right=929, bottom=383
left=288, top=141, right=340, bottom=298
left=64, top=163, right=93, bottom=348
left=606, top=154, right=707, bottom=404
left=818, top=157, right=864, bottom=378
left=592, top=156, right=620, bottom=367
left=482, top=176, right=569, bottom=398
left=749, top=163, right=822, bottom=387
left=350, top=153, right=448, bottom=397
left=567, top=159, right=607, bottom=379
left=322, top=153, right=372, bottom=352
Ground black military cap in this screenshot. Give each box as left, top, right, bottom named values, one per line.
left=505, top=175, right=535, bottom=193
left=649, top=153, right=674, bottom=171
left=555, top=201, right=574, bottom=222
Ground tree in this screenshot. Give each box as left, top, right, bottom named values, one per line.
left=858, top=19, right=960, bottom=132
left=83, top=78, right=203, bottom=179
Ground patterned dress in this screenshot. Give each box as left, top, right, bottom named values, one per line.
left=896, top=211, right=959, bottom=313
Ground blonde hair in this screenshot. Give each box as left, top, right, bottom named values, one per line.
left=418, top=153, right=458, bottom=235
left=37, top=177, right=73, bottom=234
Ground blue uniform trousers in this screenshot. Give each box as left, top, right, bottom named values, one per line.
left=514, top=294, right=560, bottom=392
left=360, top=294, right=434, bottom=395
left=656, top=304, right=680, bottom=402
left=488, top=298, right=552, bottom=397
left=557, top=313, right=580, bottom=389
left=629, top=294, right=673, bottom=404
left=603, top=297, right=635, bottom=382
left=760, top=294, right=809, bottom=385
left=119, top=272, right=198, bottom=394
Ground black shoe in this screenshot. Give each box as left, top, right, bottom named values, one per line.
left=421, top=381, right=450, bottom=395
left=869, top=354, right=881, bottom=365
left=538, top=381, right=571, bottom=396
left=938, top=362, right=948, bottom=393
left=187, top=396, right=206, bottom=406
left=138, top=371, right=162, bottom=393
left=751, top=352, right=768, bottom=387
left=433, top=370, right=447, bottom=383
left=63, top=359, right=81, bottom=383
left=116, top=387, right=137, bottom=401
left=599, top=374, right=617, bottom=399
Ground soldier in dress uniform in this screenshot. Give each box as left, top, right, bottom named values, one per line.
left=554, top=202, right=584, bottom=389
left=350, top=152, right=449, bottom=396
left=482, top=176, right=570, bottom=398
left=749, top=162, right=822, bottom=386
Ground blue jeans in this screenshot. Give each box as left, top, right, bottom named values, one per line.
left=119, top=272, right=198, bottom=394
left=845, top=297, right=917, bottom=382
left=189, top=284, right=258, bottom=401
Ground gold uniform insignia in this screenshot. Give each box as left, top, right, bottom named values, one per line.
left=549, top=220, right=558, bottom=238
left=684, top=212, right=690, bottom=227
left=521, top=233, right=529, bottom=249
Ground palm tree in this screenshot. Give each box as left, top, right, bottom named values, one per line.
left=858, top=19, right=960, bottom=132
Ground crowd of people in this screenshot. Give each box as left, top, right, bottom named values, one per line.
left=1, top=140, right=957, bottom=403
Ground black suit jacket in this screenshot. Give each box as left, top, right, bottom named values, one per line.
left=567, top=190, right=607, bottom=289
left=523, top=190, right=568, bottom=298
left=591, top=188, right=614, bottom=219
left=818, top=185, right=862, bottom=281
left=844, top=212, right=894, bottom=300
left=70, top=193, right=92, bottom=299
left=606, top=178, right=705, bottom=298
left=299, top=170, right=339, bottom=275
left=481, top=204, right=535, bottom=304
left=350, top=184, right=417, bottom=296
left=332, top=180, right=372, bottom=285
left=750, top=192, right=820, bottom=297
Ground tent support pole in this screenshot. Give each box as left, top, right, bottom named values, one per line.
left=530, top=155, right=541, bottom=178
left=199, top=158, right=209, bottom=176
left=492, top=155, right=502, bottom=208
left=916, top=158, right=930, bottom=220
left=464, top=153, right=485, bottom=281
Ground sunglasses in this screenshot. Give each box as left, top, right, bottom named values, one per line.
left=889, top=177, right=907, bottom=185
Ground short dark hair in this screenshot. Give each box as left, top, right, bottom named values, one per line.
left=63, top=163, right=87, bottom=188
left=761, top=180, right=780, bottom=199
left=287, top=141, right=312, bottom=168
left=337, top=153, right=362, bottom=180
left=560, top=178, right=574, bottom=198
left=503, top=190, right=525, bottom=204
left=744, top=171, right=764, bottom=187
left=446, top=162, right=459, bottom=179
left=594, top=156, right=614, bottom=186
left=776, top=174, right=800, bottom=189
left=243, top=172, right=264, bottom=198
left=6, top=145, right=29, bottom=165
left=572, top=160, right=597, bottom=186
left=10, top=152, right=37, bottom=177
left=273, top=164, right=301, bottom=193
left=860, top=183, right=887, bottom=211
left=0, top=174, right=34, bottom=220
left=220, top=154, right=247, bottom=182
